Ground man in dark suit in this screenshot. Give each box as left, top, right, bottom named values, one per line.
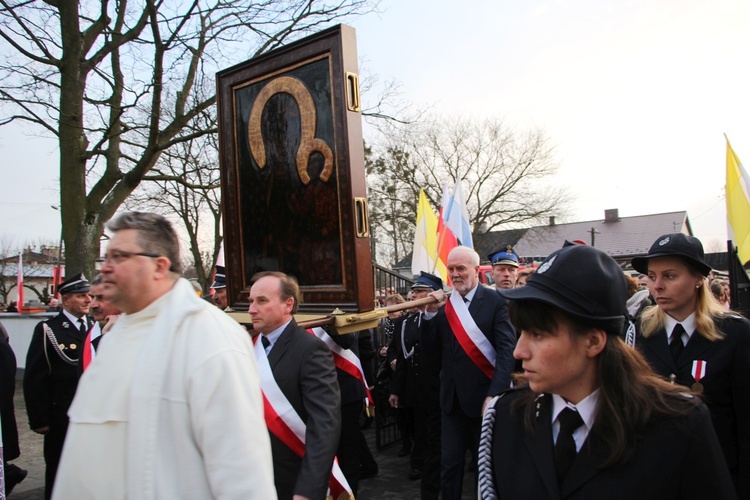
left=249, top=271, right=341, bottom=500
left=330, top=329, right=376, bottom=495
left=422, top=246, right=516, bottom=499
left=23, top=273, right=92, bottom=499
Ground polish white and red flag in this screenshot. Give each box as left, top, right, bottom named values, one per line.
left=436, top=180, right=473, bottom=284
left=16, top=253, right=24, bottom=312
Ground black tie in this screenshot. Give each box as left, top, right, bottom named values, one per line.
left=669, top=324, right=685, bottom=362
left=555, top=408, right=584, bottom=483
left=79, top=318, right=88, bottom=336
left=261, top=335, right=271, bottom=349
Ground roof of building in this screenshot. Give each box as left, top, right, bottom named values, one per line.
left=514, top=210, right=691, bottom=260
left=392, top=209, right=693, bottom=273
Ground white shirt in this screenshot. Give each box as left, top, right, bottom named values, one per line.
left=462, top=284, right=479, bottom=305
left=664, top=311, right=697, bottom=347
left=552, top=390, right=599, bottom=452
left=62, top=309, right=86, bottom=331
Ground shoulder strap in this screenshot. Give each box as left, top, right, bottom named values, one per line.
left=478, top=393, right=504, bottom=499
left=42, top=322, right=78, bottom=366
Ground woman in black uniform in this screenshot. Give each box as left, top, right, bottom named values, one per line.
left=478, top=244, right=736, bottom=500
left=632, top=233, right=750, bottom=497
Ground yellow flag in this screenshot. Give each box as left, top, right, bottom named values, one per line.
left=412, top=189, right=445, bottom=280
left=726, top=136, right=750, bottom=264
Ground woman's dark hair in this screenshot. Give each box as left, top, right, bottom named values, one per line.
left=510, top=300, right=693, bottom=467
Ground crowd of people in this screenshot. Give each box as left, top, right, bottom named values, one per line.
left=3, top=215, right=749, bottom=499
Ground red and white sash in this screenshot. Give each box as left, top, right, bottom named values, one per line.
left=81, top=322, right=103, bottom=372
left=444, top=291, right=496, bottom=379
left=253, top=336, right=353, bottom=499
left=308, top=327, right=374, bottom=407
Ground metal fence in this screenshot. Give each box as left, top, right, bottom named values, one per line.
left=372, top=263, right=414, bottom=306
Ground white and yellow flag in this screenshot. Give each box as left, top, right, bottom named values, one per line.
left=726, top=136, right=750, bottom=265
left=411, top=189, right=444, bottom=279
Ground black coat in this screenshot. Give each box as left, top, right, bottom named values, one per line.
left=266, top=320, right=341, bottom=500
left=422, top=285, right=517, bottom=417
left=637, top=314, right=750, bottom=497
left=23, top=312, right=92, bottom=431
left=489, top=390, right=737, bottom=499
left=390, top=312, right=425, bottom=407
left=0, top=324, right=19, bottom=461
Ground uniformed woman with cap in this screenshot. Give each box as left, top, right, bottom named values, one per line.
left=478, top=244, right=736, bottom=499
left=632, top=233, right=750, bottom=497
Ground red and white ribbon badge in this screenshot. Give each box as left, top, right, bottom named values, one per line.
left=691, top=360, right=707, bottom=383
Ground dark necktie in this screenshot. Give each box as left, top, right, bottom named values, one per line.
left=261, top=335, right=271, bottom=350
left=669, top=324, right=685, bottom=362
left=555, top=408, right=584, bottom=483
left=79, top=318, right=88, bottom=336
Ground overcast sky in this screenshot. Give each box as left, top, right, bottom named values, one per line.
left=1, top=0, right=749, bottom=252
left=351, top=0, right=750, bottom=250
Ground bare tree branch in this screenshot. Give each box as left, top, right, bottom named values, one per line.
left=366, top=115, right=570, bottom=265
left=0, top=0, right=379, bottom=277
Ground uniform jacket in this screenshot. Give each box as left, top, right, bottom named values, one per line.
left=268, top=320, right=342, bottom=500
left=390, top=312, right=422, bottom=406
left=423, top=285, right=516, bottom=417
left=637, top=314, right=750, bottom=496
left=23, top=311, right=92, bottom=430
left=489, top=390, right=737, bottom=499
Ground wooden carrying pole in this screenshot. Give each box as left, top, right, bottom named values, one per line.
left=296, top=295, right=439, bottom=333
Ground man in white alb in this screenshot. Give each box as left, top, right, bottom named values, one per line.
left=53, top=212, right=275, bottom=499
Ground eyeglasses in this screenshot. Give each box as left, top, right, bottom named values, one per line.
left=96, top=250, right=161, bottom=265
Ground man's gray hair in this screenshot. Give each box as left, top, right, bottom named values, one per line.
left=106, top=212, right=182, bottom=274
left=449, top=246, right=480, bottom=267
left=91, top=274, right=103, bottom=285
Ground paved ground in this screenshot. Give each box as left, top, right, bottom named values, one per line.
left=7, top=380, right=45, bottom=499
left=8, top=380, right=474, bottom=499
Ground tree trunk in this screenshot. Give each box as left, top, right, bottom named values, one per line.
left=58, top=3, right=95, bottom=278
